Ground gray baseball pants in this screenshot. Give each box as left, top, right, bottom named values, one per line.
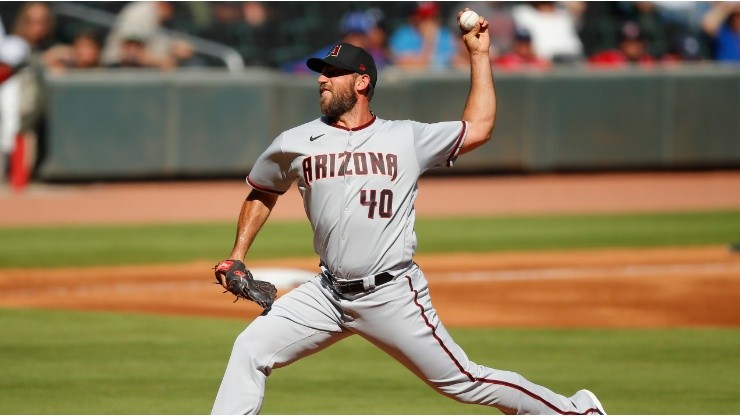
left=211, top=265, right=602, bottom=415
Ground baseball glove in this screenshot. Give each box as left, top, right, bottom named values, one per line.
left=214, top=259, right=277, bottom=309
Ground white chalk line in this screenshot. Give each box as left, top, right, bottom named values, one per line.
left=2, top=262, right=739, bottom=298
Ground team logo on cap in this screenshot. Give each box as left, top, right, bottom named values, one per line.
left=359, top=64, right=366, bottom=71
left=328, top=44, right=341, bottom=57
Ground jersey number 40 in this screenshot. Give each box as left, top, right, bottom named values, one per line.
left=360, top=189, right=393, bottom=219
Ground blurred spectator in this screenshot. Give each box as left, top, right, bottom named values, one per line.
left=662, top=32, right=705, bottom=63
left=449, top=2, right=517, bottom=60
left=364, top=8, right=393, bottom=70
left=12, top=2, right=56, bottom=53
left=284, top=9, right=391, bottom=74
left=44, top=30, right=103, bottom=73
left=512, top=1, right=584, bottom=63
left=9, top=2, right=56, bottom=180
left=701, top=2, right=740, bottom=62
left=577, top=2, right=623, bottom=57
left=198, top=1, right=275, bottom=67
left=101, top=1, right=196, bottom=70
left=106, top=34, right=162, bottom=68
left=622, top=2, right=670, bottom=58
left=243, top=2, right=268, bottom=28
left=588, top=21, right=656, bottom=67
left=0, top=15, right=30, bottom=84
left=494, top=27, right=551, bottom=70
left=389, top=2, right=466, bottom=71
left=239, top=1, right=274, bottom=66
left=0, top=14, right=31, bottom=182
left=582, top=2, right=709, bottom=64
left=199, top=2, right=243, bottom=47
left=655, top=2, right=712, bottom=57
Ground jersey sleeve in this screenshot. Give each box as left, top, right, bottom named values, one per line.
left=411, top=120, right=467, bottom=172
left=246, top=134, right=295, bottom=195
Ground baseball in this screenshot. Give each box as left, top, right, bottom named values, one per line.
left=459, top=10, right=479, bottom=32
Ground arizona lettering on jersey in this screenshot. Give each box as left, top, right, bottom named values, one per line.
left=302, top=152, right=398, bottom=186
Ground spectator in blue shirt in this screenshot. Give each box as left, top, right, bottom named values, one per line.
left=389, top=2, right=465, bottom=71
left=702, top=2, right=740, bottom=62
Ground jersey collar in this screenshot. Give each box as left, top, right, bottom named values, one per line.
left=324, top=114, right=377, bottom=132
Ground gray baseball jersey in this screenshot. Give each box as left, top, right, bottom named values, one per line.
left=246, top=115, right=466, bottom=279
left=212, top=115, right=605, bottom=415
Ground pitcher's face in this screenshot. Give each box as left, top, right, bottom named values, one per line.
left=318, top=66, right=358, bottom=118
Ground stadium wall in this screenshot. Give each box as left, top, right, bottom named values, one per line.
left=39, top=65, right=740, bottom=180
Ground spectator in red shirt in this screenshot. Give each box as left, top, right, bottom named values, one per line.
left=494, top=27, right=550, bottom=71
left=589, top=21, right=656, bottom=68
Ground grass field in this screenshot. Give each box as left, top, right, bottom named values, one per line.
left=1, top=210, right=740, bottom=414
left=1, top=210, right=739, bottom=268
left=0, top=309, right=738, bottom=414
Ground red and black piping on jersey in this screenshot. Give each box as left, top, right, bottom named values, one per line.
left=246, top=177, right=287, bottom=195
left=404, top=276, right=602, bottom=415
left=446, top=121, right=467, bottom=167
left=323, top=114, right=377, bottom=131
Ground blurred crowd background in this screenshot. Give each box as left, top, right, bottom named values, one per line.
left=2, top=1, right=739, bottom=74
left=0, top=1, right=738, bottom=186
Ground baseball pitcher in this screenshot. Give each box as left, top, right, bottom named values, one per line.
left=211, top=9, right=606, bottom=415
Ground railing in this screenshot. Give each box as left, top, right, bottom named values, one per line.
left=51, top=2, right=245, bottom=72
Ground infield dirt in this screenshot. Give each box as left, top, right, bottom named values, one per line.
left=1, top=171, right=740, bottom=327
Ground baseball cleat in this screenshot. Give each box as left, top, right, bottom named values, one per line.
left=582, top=389, right=607, bottom=415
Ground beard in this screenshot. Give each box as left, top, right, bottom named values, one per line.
left=320, top=84, right=357, bottom=119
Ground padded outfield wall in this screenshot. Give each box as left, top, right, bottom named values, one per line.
left=40, top=65, right=739, bottom=180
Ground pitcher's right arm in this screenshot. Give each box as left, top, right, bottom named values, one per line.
left=228, top=189, right=279, bottom=263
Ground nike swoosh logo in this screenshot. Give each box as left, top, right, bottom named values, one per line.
left=310, top=134, right=325, bottom=141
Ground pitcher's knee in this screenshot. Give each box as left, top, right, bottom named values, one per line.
left=432, top=381, right=480, bottom=404
left=432, top=370, right=526, bottom=407
left=429, top=375, right=481, bottom=404
left=231, top=331, right=273, bottom=376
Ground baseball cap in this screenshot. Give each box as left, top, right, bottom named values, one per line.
left=514, top=27, right=532, bottom=42
left=306, top=42, right=378, bottom=86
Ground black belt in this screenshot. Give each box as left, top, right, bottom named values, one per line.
left=321, top=266, right=394, bottom=295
